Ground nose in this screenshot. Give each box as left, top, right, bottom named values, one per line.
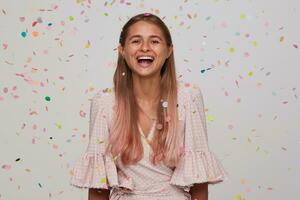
left=141, top=41, right=150, bottom=52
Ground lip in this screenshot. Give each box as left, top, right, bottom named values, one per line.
left=136, top=55, right=155, bottom=61
left=136, top=59, right=154, bottom=68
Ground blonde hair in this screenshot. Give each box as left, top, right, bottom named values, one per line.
left=107, top=13, right=181, bottom=167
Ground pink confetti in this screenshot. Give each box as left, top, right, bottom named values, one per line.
left=0, top=96, right=4, bottom=101
left=2, top=164, right=11, bottom=171
left=32, top=138, right=35, bottom=144
left=293, top=44, right=298, bottom=48
left=79, top=110, right=86, bottom=118
left=2, top=43, right=8, bottom=50
left=228, top=124, right=234, bottom=130
left=3, top=87, right=8, bottom=93
left=19, top=17, right=25, bottom=22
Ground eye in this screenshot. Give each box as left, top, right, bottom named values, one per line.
left=152, top=40, right=160, bottom=44
left=132, top=40, right=140, bottom=43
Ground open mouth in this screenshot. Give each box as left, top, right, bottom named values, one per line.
left=136, top=56, right=155, bottom=65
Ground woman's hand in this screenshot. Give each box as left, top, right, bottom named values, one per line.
left=88, top=188, right=110, bottom=200
left=189, top=182, right=208, bottom=200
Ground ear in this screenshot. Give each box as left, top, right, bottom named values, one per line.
left=118, top=44, right=124, bottom=57
left=167, top=45, right=173, bottom=58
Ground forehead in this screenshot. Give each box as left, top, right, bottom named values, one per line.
left=127, top=21, right=164, bottom=39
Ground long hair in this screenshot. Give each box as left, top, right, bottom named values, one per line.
left=107, top=13, right=181, bottom=167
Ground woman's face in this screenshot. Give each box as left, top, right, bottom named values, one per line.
left=118, top=21, right=173, bottom=78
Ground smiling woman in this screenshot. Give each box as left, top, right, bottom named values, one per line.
left=70, top=13, right=228, bottom=200
left=118, top=20, right=173, bottom=77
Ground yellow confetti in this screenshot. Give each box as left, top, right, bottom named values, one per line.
left=229, top=47, right=235, bottom=54
left=55, top=123, right=62, bottom=129
left=69, top=16, right=74, bottom=21
left=207, top=115, right=214, bottom=122
left=252, top=40, right=258, bottom=47
left=240, top=13, right=246, bottom=20
left=97, top=138, right=104, bottom=144
left=101, top=177, right=107, bottom=184
left=104, top=12, right=109, bottom=16
left=248, top=71, right=253, bottom=77
left=235, top=193, right=245, bottom=200
left=76, top=0, right=86, bottom=4
left=85, top=40, right=91, bottom=48
left=256, top=145, right=260, bottom=152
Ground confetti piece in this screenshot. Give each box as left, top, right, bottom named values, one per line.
left=104, top=12, right=109, bottom=16
left=55, top=123, right=62, bottom=129
left=252, top=40, right=258, bottom=47
left=45, top=96, right=51, bottom=101
left=0, top=96, right=4, bottom=101
left=293, top=44, right=298, bottom=48
left=229, top=47, right=235, bottom=54
left=32, top=21, right=38, bottom=27
left=101, top=177, right=107, bottom=184
left=248, top=71, right=253, bottom=77
left=85, top=40, right=91, bottom=48
left=15, top=158, right=20, bottom=162
left=21, top=32, right=27, bottom=38
left=32, top=31, right=39, bottom=37
left=69, top=16, right=74, bottom=21
left=207, top=115, right=214, bottom=122
left=2, top=164, right=11, bottom=171
left=19, top=17, right=25, bottom=22
left=279, top=36, right=284, bottom=42
left=37, top=17, right=43, bottom=23
left=235, top=193, right=245, bottom=200
left=38, top=183, right=42, bottom=188
left=240, top=13, right=246, bottom=20
left=3, top=43, right=8, bottom=50
left=228, top=124, right=234, bottom=130
left=79, top=110, right=86, bottom=118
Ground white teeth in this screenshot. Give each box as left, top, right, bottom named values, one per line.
left=137, top=56, right=154, bottom=61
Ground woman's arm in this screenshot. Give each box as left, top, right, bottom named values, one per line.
left=88, top=188, right=110, bottom=200
left=189, top=182, right=208, bottom=200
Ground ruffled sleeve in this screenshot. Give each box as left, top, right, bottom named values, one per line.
left=170, top=84, right=228, bottom=190
left=69, top=92, right=119, bottom=190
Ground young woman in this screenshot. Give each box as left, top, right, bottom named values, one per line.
left=70, top=13, right=227, bottom=200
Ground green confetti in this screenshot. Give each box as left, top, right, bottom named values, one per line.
left=45, top=96, right=51, bottom=101
left=69, top=16, right=74, bottom=21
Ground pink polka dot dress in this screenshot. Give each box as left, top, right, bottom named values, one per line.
left=69, top=82, right=228, bottom=199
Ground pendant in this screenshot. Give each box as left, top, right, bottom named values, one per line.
left=156, top=123, right=163, bottom=130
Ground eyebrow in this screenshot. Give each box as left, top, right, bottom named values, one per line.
left=128, top=34, right=163, bottom=41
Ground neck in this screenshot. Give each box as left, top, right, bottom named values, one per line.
left=132, top=75, right=161, bottom=104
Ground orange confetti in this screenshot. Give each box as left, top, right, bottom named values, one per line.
left=32, top=31, right=39, bottom=37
